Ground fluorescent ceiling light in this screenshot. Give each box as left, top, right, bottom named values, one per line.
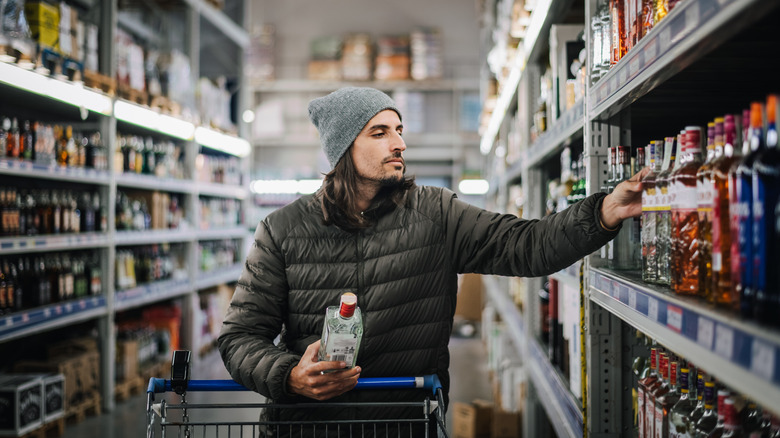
left=115, top=100, right=196, bottom=140
left=250, top=179, right=322, bottom=195
left=0, top=61, right=113, bottom=116
left=458, top=179, right=490, bottom=195
left=195, top=127, right=251, bottom=157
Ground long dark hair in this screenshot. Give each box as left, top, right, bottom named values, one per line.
left=316, top=150, right=415, bottom=230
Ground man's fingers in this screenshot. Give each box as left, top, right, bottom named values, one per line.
left=302, top=341, right=320, bottom=362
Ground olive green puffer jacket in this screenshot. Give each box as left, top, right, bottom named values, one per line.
left=218, top=185, right=617, bottom=424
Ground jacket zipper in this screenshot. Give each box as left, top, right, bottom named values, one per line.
left=355, top=232, right=363, bottom=296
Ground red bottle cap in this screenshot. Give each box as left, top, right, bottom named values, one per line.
left=339, top=293, right=357, bottom=318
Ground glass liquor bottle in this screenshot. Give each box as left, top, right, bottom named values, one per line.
left=662, top=134, right=682, bottom=287
left=697, top=120, right=721, bottom=301
left=702, top=389, right=729, bottom=438
left=639, top=347, right=661, bottom=438
left=592, top=2, right=605, bottom=82
left=688, top=373, right=708, bottom=437
left=602, top=147, right=618, bottom=264
left=670, top=365, right=697, bottom=438
left=655, top=360, right=681, bottom=438
left=614, top=145, right=642, bottom=269
left=672, top=127, right=704, bottom=295
left=610, top=0, right=626, bottom=65
left=734, top=103, right=765, bottom=318
left=691, top=382, right=719, bottom=437
left=319, top=292, right=364, bottom=370
left=752, top=94, right=780, bottom=325
left=721, top=397, right=742, bottom=438
left=640, top=0, right=655, bottom=39
left=642, top=140, right=663, bottom=283
left=600, top=3, right=613, bottom=74
left=710, top=114, right=742, bottom=308
left=647, top=353, right=669, bottom=438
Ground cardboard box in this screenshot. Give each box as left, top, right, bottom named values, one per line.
left=456, top=274, right=484, bottom=322
left=452, top=400, right=493, bottom=438
left=116, top=340, right=139, bottom=382
left=0, top=375, right=44, bottom=436
left=25, top=1, right=60, bottom=50
left=492, top=410, right=521, bottom=438
left=7, top=373, right=65, bottom=423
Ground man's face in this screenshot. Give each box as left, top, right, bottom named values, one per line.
left=350, top=110, right=406, bottom=186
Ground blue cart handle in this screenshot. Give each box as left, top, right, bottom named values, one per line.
left=148, top=375, right=442, bottom=396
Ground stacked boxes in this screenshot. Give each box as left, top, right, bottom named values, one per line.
left=341, top=34, right=372, bottom=81
left=410, top=27, right=443, bottom=80
left=308, top=36, right=342, bottom=81
left=0, top=375, right=44, bottom=436
left=375, top=36, right=410, bottom=81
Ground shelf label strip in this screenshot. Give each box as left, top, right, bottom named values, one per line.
left=0, top=297, right=104, bottom=337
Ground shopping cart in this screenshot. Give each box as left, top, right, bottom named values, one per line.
left=146, top=351, right=449, bottom=438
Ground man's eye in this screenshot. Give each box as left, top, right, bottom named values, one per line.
left=372, top=132, right=385, bottom=137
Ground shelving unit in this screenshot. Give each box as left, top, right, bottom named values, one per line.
left=480, top=0, right=780, bottom=435
left=0, top=0, right=251, bottom=415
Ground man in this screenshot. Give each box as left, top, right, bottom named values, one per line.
left=218, top=87, right=645, bottom=429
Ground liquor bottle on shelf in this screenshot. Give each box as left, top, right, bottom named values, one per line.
left=601, top=147, right=618, bottom=264
left=669, top=365, right=697, bottom=438
left=697, top=121, right=719, bottom=300
left=710, top=114, right=743, bottom=308
left=655, top=360, right=681, bottom=438
left=657, top=135, right=679, bottom=286
left=610, top=0, right=626, bottom=65
left=642, top=140, right=663, bottom=283
left=319, top=292, right=363, bottom=370
left=740, top=401, right=763, bottom=437
left=654, top=0, right=667, bottom=26
left=734, top=103, right=765, bottom=318
left=646, top=352, right=669, bottom=438
left=640, top=0, right=655, bottom=40
left=613, top=145, right=642, bottom=269
left=688, top=372, right=708, bottom=436
left=7, top=118, right=20, bottom=159
left=626, top=0, right=637, bottom=51
left=752, top=94, right=780, bottom=326
left=721, top=397, right=742, bottom=438
left=20, top=120, right=33, bottom=161
left=592, top=1, right=605, bottom=82
left=691, top=382, right=720, bottom=437
left=672, top=127, right=704, bottom=295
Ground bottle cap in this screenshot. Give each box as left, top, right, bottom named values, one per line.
left=751, top=102, right=763, bottom=128
left=339, top=292, right=358, bottom=318
left=768, top=95, right=777, bottom=124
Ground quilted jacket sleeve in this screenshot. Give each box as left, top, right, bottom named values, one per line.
left=442, top=189, right=619, bottom=277
left=218, top=219, right=298, bottom=401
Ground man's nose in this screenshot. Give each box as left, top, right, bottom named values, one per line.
left=390, top=131, right=406, bottom=151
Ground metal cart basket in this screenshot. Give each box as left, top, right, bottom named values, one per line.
left=146, top=351, right=449, bottom=438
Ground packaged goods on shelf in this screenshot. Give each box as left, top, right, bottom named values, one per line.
left=196, top=152, right=242, bottom=185
left=115, top=244, right=184, bottom=291
left=199, top=198, right=241, bottom=230
left=0, top=185, right=104, bottom=237
left=0, top=118, right=107, bottom=170
left=25, top=1, right=58, bottom=52
left=197, top=77, right=234, bottom=133
left=115, top=135, right=185, bottom=179
left=308, top=35, right=342, bottom=81
left=245, top=24, right=275, bottom=83
left=410, top=27, right=443, bottom=81
left=115, top=28, right=145, bottom=94
left=341, top=33, right=372, bottom=81
left=374, top=35, right=410, bottom=81
left=2, top=0, right=34, bottom=62
left=196, top=284, right=233, bottom=352
left=0, top=374, right=43, bottom=436
left=116, top=190, right=184, bottom=231
left=549, top=25, right=584, bottom=120
left=391, top=91, right=424, bottom=134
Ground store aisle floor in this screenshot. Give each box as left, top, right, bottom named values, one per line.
left=61, top=333, right=492, bottom=437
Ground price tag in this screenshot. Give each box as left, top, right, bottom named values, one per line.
left=64, top=303, right=72, bottom=312
left=667, top=305, right=683, bottom=332
left=697, top=317, right=714, bottom=349
left=54, top=306, right=62, bottom=315
left=685, top=1, right=700, bottom=36
left=619, top=67, right=628, bottom=86
left=21, top=313, right=29, bottom=323
left=750, top=339, right=776, bottom=381
left=4, top=317, right=12, bottom=327
left=645, top=37, right=658, bottom=63
left=44, top=308, right=51, bottom=318
left=648, top=297, right=659, bottom=321
left=629, top=289, right=637, bottom=310
left=629, top=56, right=640, bottom=77
left=660, top=27, right=672, bottom=53
left=79, top=300, right=86, bottom=309
left=714, top=324, right=734, bottom=360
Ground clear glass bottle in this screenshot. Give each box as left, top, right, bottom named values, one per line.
left=642, top=140, right=663, bottom=283
left=688, top=373, right=709, bottom=437
left=669, top=365, right=697, bottom=438
left=672, top=127, right=704, bottom=295
left=691, top=382, right=719, bottom=437
left=657, top=136, right=678, bottom=285
left=319, top=292, right=364, bottom=370
left=655, top=360, right=681, bottom=438
left=614, top=145, right=642, bottom=269
left=602, top=147, right=618, bottom=264
left=710, top=114, right=742, bottom=308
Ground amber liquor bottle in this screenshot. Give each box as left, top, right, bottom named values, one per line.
left=672, top=127, right=704, bottom=295
left=697, top=121, right=719, bottom=300
left=710, top=114, right=742, bottom=308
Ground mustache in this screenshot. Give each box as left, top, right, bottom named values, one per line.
left=383, top=152, right=404, bottom=165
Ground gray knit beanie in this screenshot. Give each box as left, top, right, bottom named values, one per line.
left=308, top=87, right=401, bottom=168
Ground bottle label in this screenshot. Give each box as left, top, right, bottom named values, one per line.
left=736, top=176, right=753, bottom=288
left=645, top=396, right=655, bottom=438
left=322, top=332, right=358, bottom=365
left=697, top=180, right=714, bottom=210
left=638, top=388, right=646, bottom=438
left=753, top=177, right=779, bottom=292
left=674, top=182, right=698, bottom=212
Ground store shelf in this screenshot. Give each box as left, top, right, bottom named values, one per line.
left=115, top=229, right=196, bottom=246
left=526, top=101, right=584, bottom=168
left=115, top=277, right=192, bottom=312
left=0, top=159, right=112, bottom=185
left=0, top=232, right=111, bottom=255
left=0, top=61, right=113, bottom=116
left=196, top=227, right=249, bottom=241
left=252, top=78, right=479, bottom=93
left=195, top=263, right=243, bottom=290
left=480, top=0, right=555, bottom=154
left=116, top=173, right=194, bottom=193
left=114, top=100, right=196, bottom=140
left=484, top=275, right=582, bottom=438
left=196, top=182, right=248, bottom=199
left=588, top=267, right=780, bottom=411
left=588, top=0, right=772, bottom=120
left=550, top=260, right=582, bottom=290
left=182, top=0, right=249, bottom=48
left=0, top=296, right=107, bottom=342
